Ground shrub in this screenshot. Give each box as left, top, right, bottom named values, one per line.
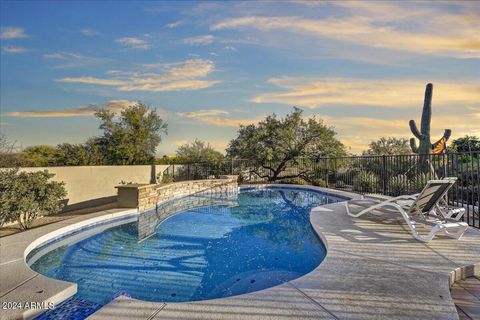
left=278, top=177, right=306, bottom=185
left=387, top=174, right=410, bottom=196
left=335, top=168, right=360, bottom=186
left=161, top=173, right=174, bottom=184
left=0, top=169, right=66, bottom=229
left=353, top=172, right=380, bottom=193
left=335, top=180, right=347, bottom=189
left=311, top=178, right=327, bottom=187
left=412, top=172, right=430, bottom=193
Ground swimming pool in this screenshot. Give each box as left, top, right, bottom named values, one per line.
left=28, top=186, right=345, bottom=317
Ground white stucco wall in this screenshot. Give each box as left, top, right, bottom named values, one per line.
left=18, top=165, right=170, bottom=210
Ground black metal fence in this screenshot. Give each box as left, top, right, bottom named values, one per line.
left=162, top=152, right=480, bottom=229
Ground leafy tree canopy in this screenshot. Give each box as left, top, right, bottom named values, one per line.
left=451, top=135, right=480, bottom=153
left=94, top=103, right=168, bottom=165
left=22, top=145, right=58, bottom=167
left=175, top=139, right=225, bottom=163
left=227, top=107, right=346, bottom=181
left=363, top=137, right=412, bottom=155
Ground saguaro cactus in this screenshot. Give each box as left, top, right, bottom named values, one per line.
left=409, top=83, right=451, bottom=155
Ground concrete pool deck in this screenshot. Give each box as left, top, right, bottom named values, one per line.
left=88, top=201, right=480, bottom=320
left=0, top=186, right=479, bottom=320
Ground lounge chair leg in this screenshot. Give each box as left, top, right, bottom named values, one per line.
left=444, top=225, right=468, bottom=240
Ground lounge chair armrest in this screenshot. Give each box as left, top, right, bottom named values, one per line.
left=445, top=207, right=465, bottom=220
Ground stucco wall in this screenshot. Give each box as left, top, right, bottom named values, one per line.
left=18, top=165, right=170, bottom=211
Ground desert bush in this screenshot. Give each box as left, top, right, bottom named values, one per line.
left=335, top=168, right=360, bottom=185
left=387, top=174, right=410, bottom=196
left=0, top=169, right=66, bottom=229
left=278, top=177, right=307, bottom=185
left=353, top=171, right=380, bottom=193
left=161, top=173, right=174, bottom=184
left=411, top=172, right=430, bottom=192
left=311, top=178, right=327, bottom=187
left=335, top=180, right=347, bottom=189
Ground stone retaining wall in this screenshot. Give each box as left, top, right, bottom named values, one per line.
left=116, top=175, right=238, bottom=212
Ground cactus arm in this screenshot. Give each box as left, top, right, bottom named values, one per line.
left=443, top=129, right=452, bottom=141
left=409, top=120, right=422, bottom=139
left=410, top=138, right=419, bottom=153
left=432, top=129, right=452, bottom=147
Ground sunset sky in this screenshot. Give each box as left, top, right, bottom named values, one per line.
left=1, top=1, right=479, bottom=155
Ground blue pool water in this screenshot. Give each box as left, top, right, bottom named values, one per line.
left=30, top=187, right=343, bottom=318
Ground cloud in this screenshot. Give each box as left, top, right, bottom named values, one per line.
left=80, top=28, right=100, bottom=36
left=117, top=80, right=220, bottom=92
left=177, top=109, right=229, bottom=118
left=5, top=100, right=137, bottom=118
left=0, top=27, right=28, bottom=39
left=165, top=21, right=184, bottom=29
left=224, top=45, right=236, bottom=51
left=0, top=121, right=14, bottom=126
left=115, top=37, right=151, bottom=50
left=43, top=52, right=108, bottom=68
left=210, top=3, right=480, bottom=59
left=177, top=109, right=262, bottom=127
left=56, top=59, right=219, bottom=92
left=251, top=77, right=480, bottom=109
left=180, top=35, right=215, bottom=46
left=55, top=77, right=126, bottom=86
left=1, top=46, right=27, bottom=54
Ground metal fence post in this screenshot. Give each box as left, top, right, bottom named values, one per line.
left=382, top=155, right=387, bottom=195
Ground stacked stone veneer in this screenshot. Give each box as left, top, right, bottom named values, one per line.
left=116, top=175, right=238, bottom=212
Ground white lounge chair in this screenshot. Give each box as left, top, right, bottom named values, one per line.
left=346, top=178, right=468, bottom=242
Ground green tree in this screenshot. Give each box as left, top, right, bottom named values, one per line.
left=55, top=143, right=89, bottom=166
left=227, top=107, right=346, bottom=181
left=22, top=145, right=58, bottom=167
left=363, top=137, right=412, bottom=155
left=83, top=138, right=106, bottom=165
left=94, top=103, right=168, bottom=165
left=451, top=135, right=480, bottom=153
left=175, top=139, right=225, bottom=163
left=0, top=169, right=66, bottom=229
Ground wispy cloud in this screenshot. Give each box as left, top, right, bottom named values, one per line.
left=43, top=51, right=109, bottom=69
left=115, top=37, right=151, bottom=50
left=0, top=26, right=28, bottom=39
left=1, top=46, right=28, bottom=54
left=224, top=45, right=236, bottom=51
left=55, top=77, right=126, bottom=86
left=252, top=77, right=480, bottom=109
left=165, top=20, right=184, bottom=29
left=210, top=2, right=480, bottom=59
left=177, top=109, right=229, bottom=118
left=177, top=109, right=262, bottom=127
left=180, top=35, right=215, bottom=46
left=56, top=59, right=220, bottom=92
left=80, top=28, right=100, bottom=36
left=5, top=100, right=136, bottom=118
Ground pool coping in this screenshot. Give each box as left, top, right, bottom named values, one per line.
left=1, top=184, right=479, bottom=320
